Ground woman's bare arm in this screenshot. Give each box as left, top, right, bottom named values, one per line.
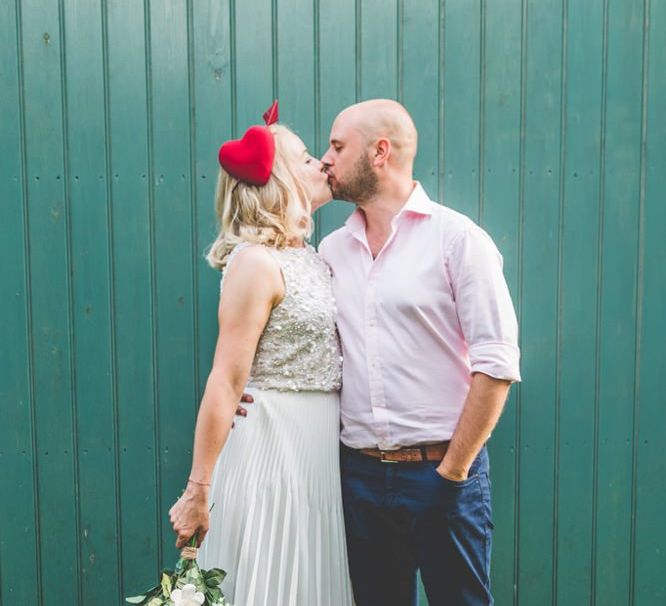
left=169, top=246, right=283, bottom=548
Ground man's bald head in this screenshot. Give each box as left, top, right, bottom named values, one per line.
left=336, top=99, right=418, bottom=169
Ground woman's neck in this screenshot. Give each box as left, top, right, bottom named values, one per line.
left=286, top=236, right=306, bottom=248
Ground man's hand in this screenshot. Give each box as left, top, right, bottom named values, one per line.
left=234, top=392, right=254, bottom=420
left=169, top=483, right=210, bottom=549
left=435, top=373, right=511, bottom=483
left=435, top=462, right=468, bottom=483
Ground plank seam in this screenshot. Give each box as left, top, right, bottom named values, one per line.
left=57, top=1, right=83, bottom=602
left=629, top=1, right=650, bottom=604
left=478, top=0, right=486, bottom=226
left=591, top=0, right=610, bottom=601
left=100, top=0, right=123, bottom=598
left=14, top=0, right=43, bottom=601
left=272, top=0, right=278, bottom=100
left=313, top=0, right=321, bottom=244
left=438, top=0, right=446, bottom=203
left=397, top=0, right=403, bottom=103
left=230, top=0, right=237, bottom=138
left=514, top=0, right=529, bottom=602
left=553, top=1, right=569, bottom=602
left=186, top=0, right=200, bottom=424
left=142, top=0, right=163, bottom=572
left=355, top=0, right=361, bottom=101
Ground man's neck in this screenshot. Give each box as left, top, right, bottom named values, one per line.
left=356, top=177, right=415, bottom=258
left=358, top=177, right=415, bottom=233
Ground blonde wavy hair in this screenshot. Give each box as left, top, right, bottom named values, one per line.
left=206, top=124, right=313, bottom=270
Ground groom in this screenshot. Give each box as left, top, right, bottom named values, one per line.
left=316, top=100, right=521, bottom=606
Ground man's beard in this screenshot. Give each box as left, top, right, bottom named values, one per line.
left=329, top=153, right=379, bottom=204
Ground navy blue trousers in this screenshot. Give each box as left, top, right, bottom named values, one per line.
left=340, top=444, right=494, bottom=606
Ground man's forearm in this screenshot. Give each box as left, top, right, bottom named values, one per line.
left=437, top=372, right=511, bottom=481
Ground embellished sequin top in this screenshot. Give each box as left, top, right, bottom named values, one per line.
left=220, top=242, right=342, bottom=392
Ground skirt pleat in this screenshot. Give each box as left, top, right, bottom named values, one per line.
left=198, top=388, right=353, bottom=606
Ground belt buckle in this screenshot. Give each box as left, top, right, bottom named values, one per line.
left=379, top=450, right=398, bottom=464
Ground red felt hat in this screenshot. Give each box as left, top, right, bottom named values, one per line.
left=218, top=101, right=279, bottom=186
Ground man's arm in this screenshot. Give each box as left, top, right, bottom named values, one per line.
left=439, top=226, right=520, bottom=480
left=437, top=372, right=511, bottom=481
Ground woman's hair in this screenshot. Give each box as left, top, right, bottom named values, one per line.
left=206, top=124, right=313, bottom=270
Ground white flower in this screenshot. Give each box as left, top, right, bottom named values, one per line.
left=170, top=583, right=205, bottom=606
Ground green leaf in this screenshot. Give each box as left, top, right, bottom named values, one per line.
left=206, top=586, right=222, bottom=602
left=161, top=572, right=172, bottom=598
left=204, top=569, right=226, bottom=587
left=175, top=557, right=197, bottom=575
left=126, top=583, right=162, bottom=604
left=183, top=568, right=204, bottom=589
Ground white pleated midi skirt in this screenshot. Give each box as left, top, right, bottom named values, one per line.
left=198, top=388, right=354, bottom=606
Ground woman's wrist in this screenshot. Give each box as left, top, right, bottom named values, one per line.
left=188, top=476, right=211, bottom=487
left=186, top=478, right=211, bottom=497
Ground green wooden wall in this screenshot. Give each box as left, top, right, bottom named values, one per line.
left=1, top=1, right=664, bottom=604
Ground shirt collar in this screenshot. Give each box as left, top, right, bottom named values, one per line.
left=344, top=181, right=432, bottom=237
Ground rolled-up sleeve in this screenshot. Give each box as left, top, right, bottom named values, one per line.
left=447, top=227, right=521, bottom=382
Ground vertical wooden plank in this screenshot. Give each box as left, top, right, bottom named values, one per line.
left=481, top=1, right=523, bottom=603
left=317, top=0, right=357, bottom=237
left=277, top=0, right=315, bottom=148
left=20, top=1, right=80, bottom=603
left=0, top=0, right=40, bottom=602
left=148, top=0, right=197, bottom=566
left=517, top=0, right=563, bottom=604
left=402, top=0, right=439, bottom=197
left=191, top=1, right=233, bottom=394
left=234, top=0, right=273, bottom=131
left=594, top=0, right=644, bottom=602
left=556, top=2, right=604, bottom=605
left=62, top=1, right=121, bottom=601
left=360, top=0, right=398, bottom=100
left=276, top=0, right=318, bottom=229
left=442, top=0, right=481, bottom=219
left=106, top=0, right=159, bottom=593
left=634, top=1, right=666, bottom=603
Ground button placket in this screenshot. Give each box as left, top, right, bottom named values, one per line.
left=365, top=263, right=391, bottom=449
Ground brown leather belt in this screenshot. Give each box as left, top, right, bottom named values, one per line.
left=357, top=441, right=450, bottom=463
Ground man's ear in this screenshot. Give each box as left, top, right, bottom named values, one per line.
left=373, top=137, right=392, bottom=166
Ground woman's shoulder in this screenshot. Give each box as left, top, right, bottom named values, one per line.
left=219, top=242, right=284, bottom=300
left=225, top=242, right=281, bottom=276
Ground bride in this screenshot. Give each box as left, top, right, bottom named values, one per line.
left=168, top=105, right=353, bottom=606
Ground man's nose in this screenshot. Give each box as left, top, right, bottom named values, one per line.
left=320, top=149, right=333, bottom=167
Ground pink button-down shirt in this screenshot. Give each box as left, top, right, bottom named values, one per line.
left=319, top=182, right=521, bottom=450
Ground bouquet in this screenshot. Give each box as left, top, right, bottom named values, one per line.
left=125, top=535, right=231, bottom=606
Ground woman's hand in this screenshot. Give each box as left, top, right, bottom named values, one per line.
left=169, top=483, right=210, bottom=549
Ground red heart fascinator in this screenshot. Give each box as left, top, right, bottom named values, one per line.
left=218, top=101, right=279, bottom=186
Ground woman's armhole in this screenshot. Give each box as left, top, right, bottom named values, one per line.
left=219, top=244, right=285, bottom=308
